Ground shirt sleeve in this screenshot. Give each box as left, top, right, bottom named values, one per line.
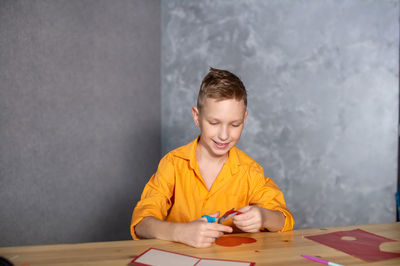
left=130, top=154, right=175, bottom=239
left=248, top=165, right=295, bottom=232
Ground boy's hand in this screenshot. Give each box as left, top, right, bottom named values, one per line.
left=232, top=206, right=264, bottom=233
left=176, top=212, right=233, bottom=248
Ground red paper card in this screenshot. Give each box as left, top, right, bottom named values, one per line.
left=306, top=229, right=400, bottom=262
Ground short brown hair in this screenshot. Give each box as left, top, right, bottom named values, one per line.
left=197, top=67, right=247, bottom=110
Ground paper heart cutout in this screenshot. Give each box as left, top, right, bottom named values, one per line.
left=216, top=236, right=256, bottom=247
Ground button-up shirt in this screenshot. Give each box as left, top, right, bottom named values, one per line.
left=131, top=137, right=294, bottom=239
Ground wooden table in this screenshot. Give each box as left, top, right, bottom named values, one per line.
left=1, top=222, right=399, bottom=265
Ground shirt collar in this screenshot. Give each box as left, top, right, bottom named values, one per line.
left=174, top=137, right=240, bottom=175
left=226, top=145, right=240, bottom=175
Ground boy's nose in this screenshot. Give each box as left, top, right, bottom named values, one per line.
left=218, top=126, right=229, bottom=141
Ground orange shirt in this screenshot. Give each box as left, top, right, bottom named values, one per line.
left=130, top=138, right=294, bottom=239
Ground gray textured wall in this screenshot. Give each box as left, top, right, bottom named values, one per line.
left=0, top=0, right=160, bottom=246
left=162, top=0, right=399, bottom=228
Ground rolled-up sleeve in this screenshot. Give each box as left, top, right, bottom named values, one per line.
left=248, top=165, right=295, bottom=232
left=130, top=155, right=175, bottom=239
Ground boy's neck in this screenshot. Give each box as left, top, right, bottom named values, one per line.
left=195, top=141, right=229, bottom=191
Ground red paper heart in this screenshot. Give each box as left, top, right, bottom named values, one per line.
left=216, top=236, right=256, bottom=247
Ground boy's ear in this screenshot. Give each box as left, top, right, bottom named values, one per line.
left=192, top=107, right=200, bottom=127
left=244, top=109, right=248, bottom=124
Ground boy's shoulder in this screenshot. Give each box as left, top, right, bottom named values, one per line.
left=231, top=146, right=264, bottom=173
left=162, top=139, right=196, bottom=162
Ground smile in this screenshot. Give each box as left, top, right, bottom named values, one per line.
left=213, top=140, right=230, bottom=149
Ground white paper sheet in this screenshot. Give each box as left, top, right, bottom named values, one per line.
left=131, top=248, right=254, bottom=266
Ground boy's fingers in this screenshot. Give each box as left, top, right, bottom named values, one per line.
left=233, top=212, right=252, bottom=221
left=235, top=206, right=262, bottom=221
left=235, top=218, right=254, bottom=227
left=200, top=212, right=220, bottom=222
left=200, top=217, right=209, bottom=222
left=203, top=230, right=223, bottom=239
left=211, top=224, right=233, bottom=233
left=202, top=220, right=232, bottom=231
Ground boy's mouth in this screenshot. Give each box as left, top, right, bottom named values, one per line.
left=213, top=140, right=230, bottom=149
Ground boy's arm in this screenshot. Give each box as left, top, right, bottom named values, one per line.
left=232, top=205, right=285, bottom=232
left=131, top=154, right=176, bottom=240
left=135, top=214, right=233, bottom=248
left=246, top=165, right=295, bottom=232
left=134, top=217, right=177, bottom=240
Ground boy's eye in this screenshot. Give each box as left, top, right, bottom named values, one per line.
left=209, top=121, right=218, bottom=125
left=232, top=124, right=241, bottom=127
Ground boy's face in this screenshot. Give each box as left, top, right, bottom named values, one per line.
left=192, top=98, right=248, bottom=159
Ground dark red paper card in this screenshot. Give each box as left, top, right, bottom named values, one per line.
left=306, top=229, right=400, bottom=262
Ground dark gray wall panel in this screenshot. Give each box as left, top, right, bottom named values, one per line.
left=161, top=0, right=398, bottom=229
left=0, top=0, right=160, bottom=246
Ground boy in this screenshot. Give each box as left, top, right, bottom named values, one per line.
left=131, top=67, right=294, bottom=248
